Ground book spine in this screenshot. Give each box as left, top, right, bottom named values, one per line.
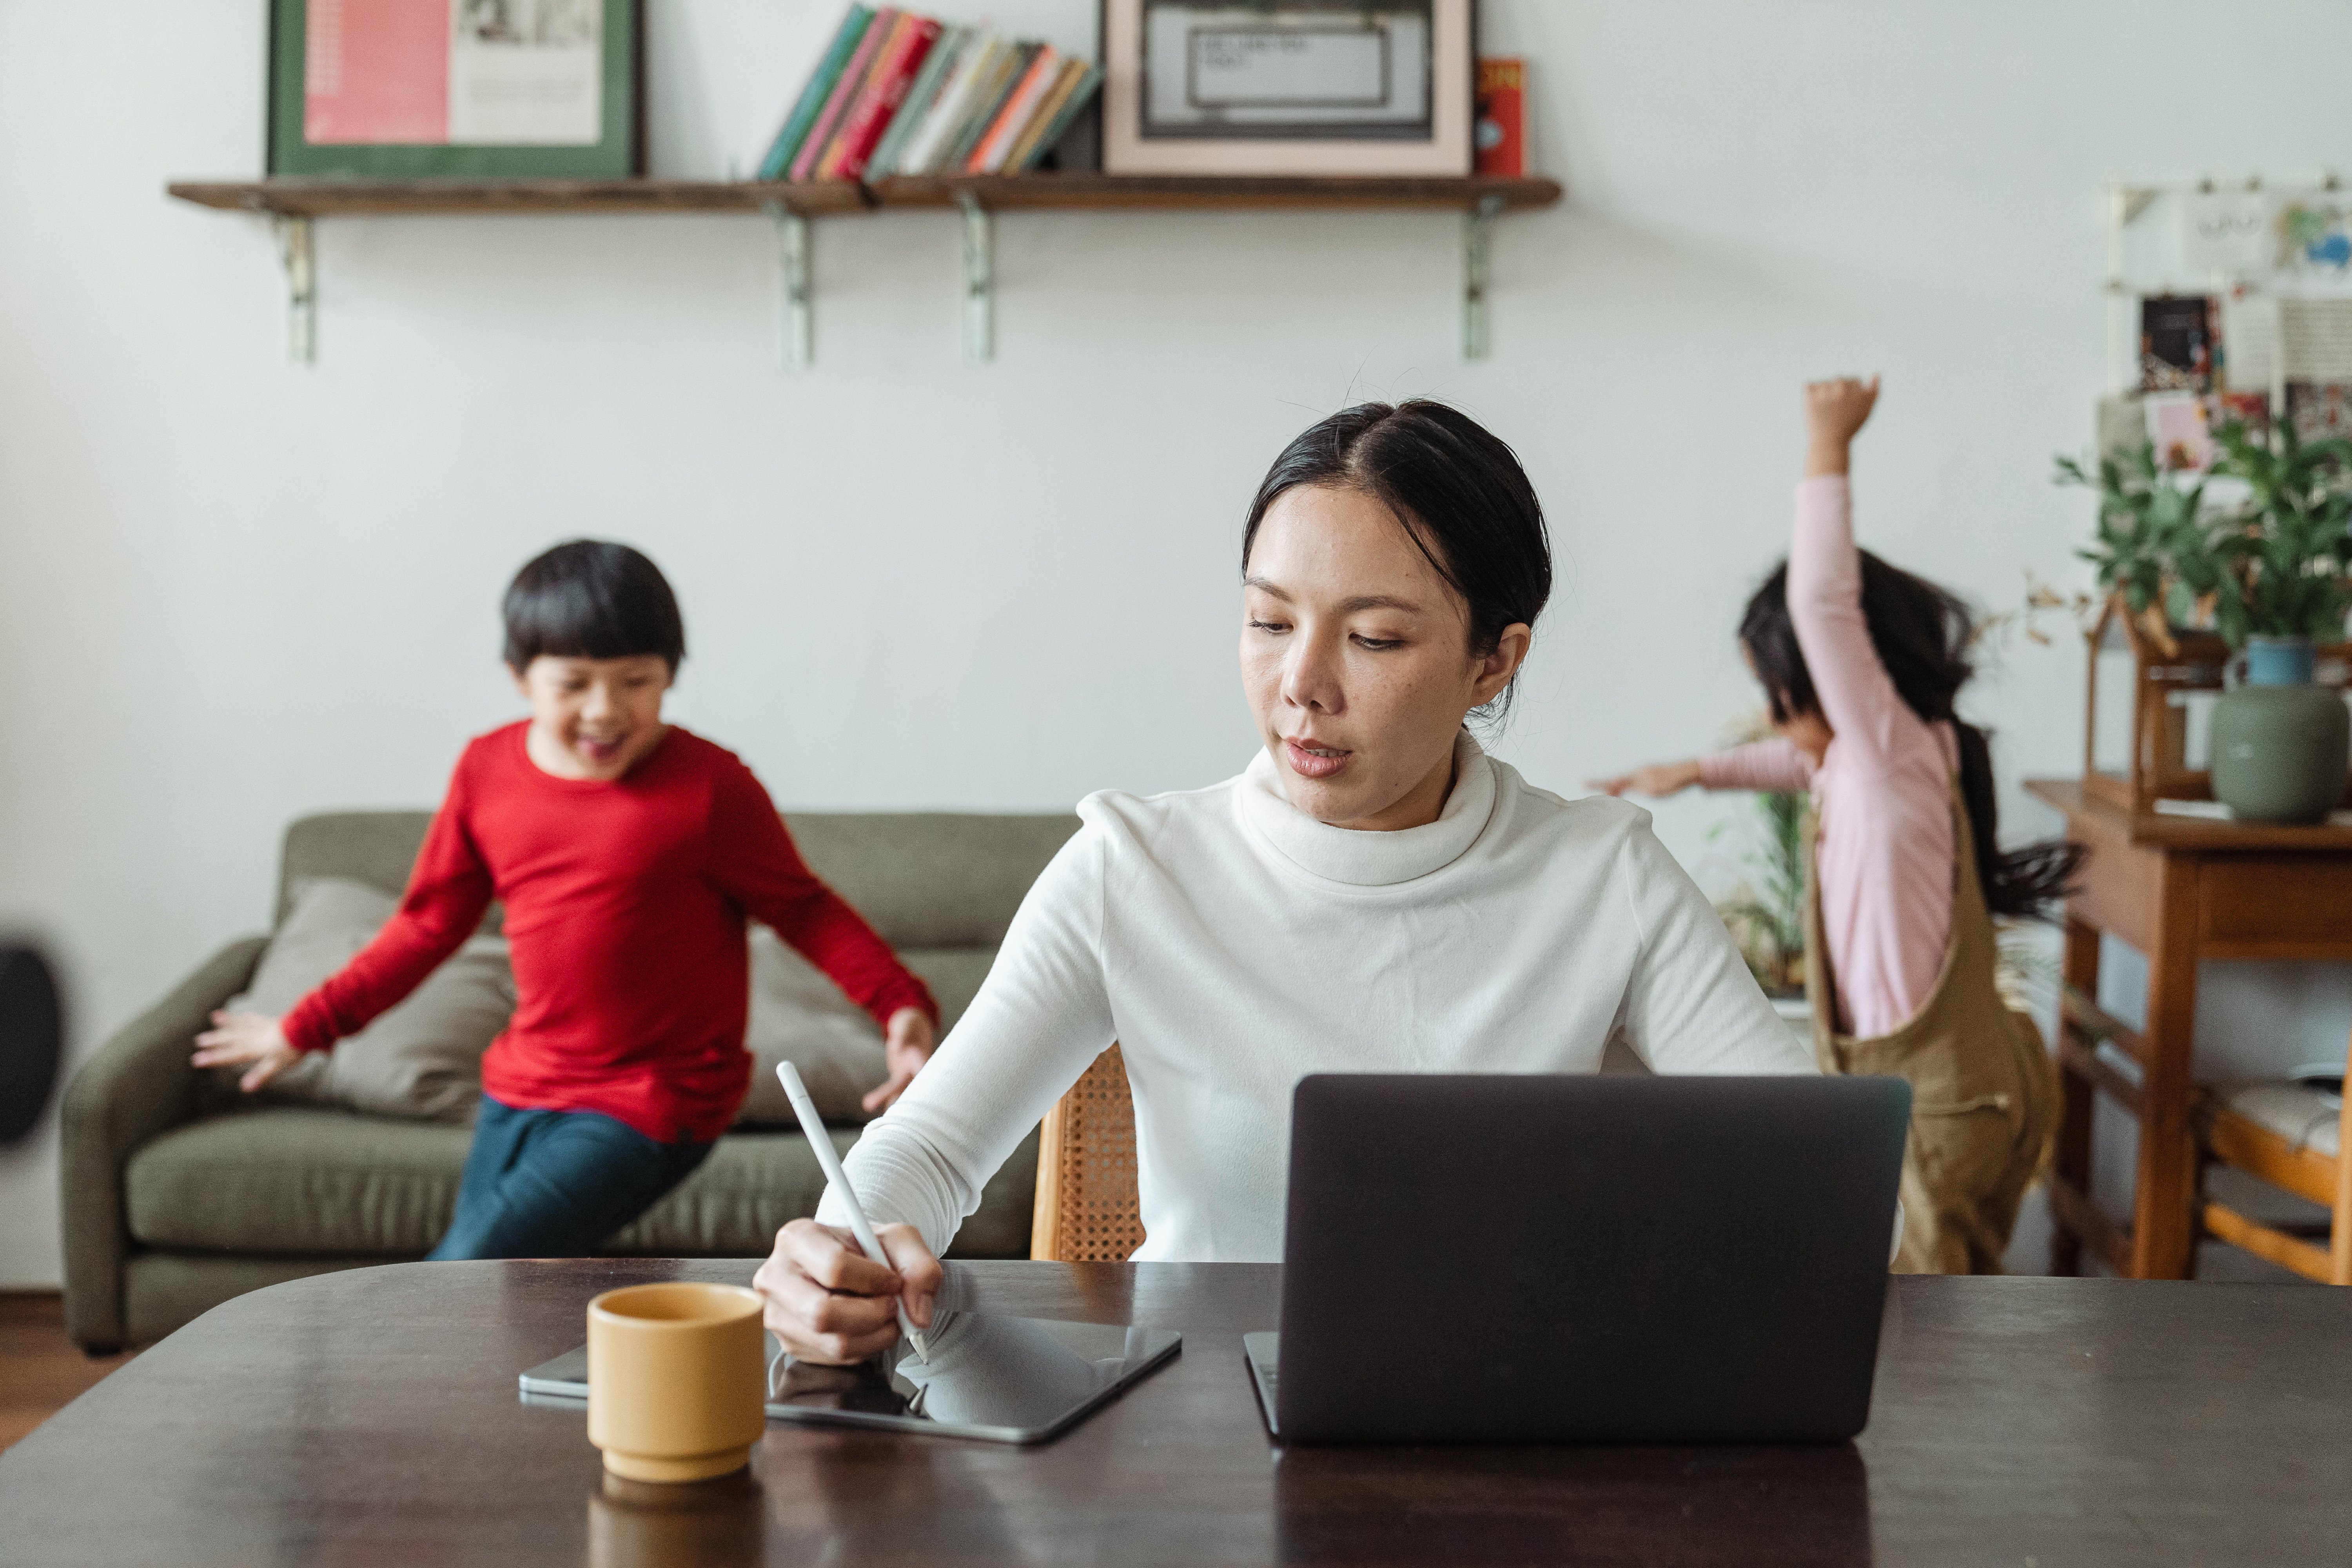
left=1472, top=58, right=1525, bottom=178
left=830, top=16, right=941, bottom=181
left=1002, top=58, right=1085, bottom=174
left=943, top=43, right=1032, bottom=174
left=967, top=45, right=1062, bottom=174
left=816, top=13, right=910, bottom=179
left=792, top=6, right=897, bottom=181
left=757, top=5, right=873, bottom=182
left=1015, top=63, right=1100, bottom=172
left=900, top=35, right=999, bottom=176
left=866, top=24, right=963, bottom=181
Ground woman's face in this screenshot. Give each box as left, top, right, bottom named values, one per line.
left=1240, top=483, right=1530, bottom=831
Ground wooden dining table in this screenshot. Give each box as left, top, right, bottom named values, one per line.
left=4, top=1258, right=2348, bottom=1565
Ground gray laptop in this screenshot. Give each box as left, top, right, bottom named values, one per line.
left=1245, top=1073, right=1910, bottom=1444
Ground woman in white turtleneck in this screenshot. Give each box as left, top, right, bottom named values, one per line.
left=755, top=401, right=1815, bottom=1363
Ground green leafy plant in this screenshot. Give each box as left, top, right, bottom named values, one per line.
left=1713, top=788, right=1806, bottom=998
left=2205, top=419, right=2352, bottom=644
left=2055, top=421, right=2352, bottom=649
left=2054, top=441, right=2208, bottom=634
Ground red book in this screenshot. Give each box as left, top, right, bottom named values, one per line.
left=1474, top=58, right=1525, bottom=178
left=825, top=15, right=942, bottom=180
left=793, top=7, right=898, bottom=181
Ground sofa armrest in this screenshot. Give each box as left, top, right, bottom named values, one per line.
left=59, top=936, right=267, bottom=1350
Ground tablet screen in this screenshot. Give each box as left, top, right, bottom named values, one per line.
left=519, top=1311, right=1182, bottom=1445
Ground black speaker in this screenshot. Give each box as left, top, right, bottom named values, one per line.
left=0, top=946, right=63, bottom=1145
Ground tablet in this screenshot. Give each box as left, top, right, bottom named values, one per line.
left=519, top=1310, right=1181, bottom=1445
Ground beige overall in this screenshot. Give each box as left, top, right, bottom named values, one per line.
left=1804, top=786, right=2058, bottom=1275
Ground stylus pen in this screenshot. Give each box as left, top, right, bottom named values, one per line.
left=774, top=1061, right=931, bottom=1362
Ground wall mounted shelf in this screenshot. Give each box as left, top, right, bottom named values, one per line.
left=165, top=174, right=1563, bottom=365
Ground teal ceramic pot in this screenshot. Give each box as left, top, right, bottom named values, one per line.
left=2209, top=637, right=2350, bottom=824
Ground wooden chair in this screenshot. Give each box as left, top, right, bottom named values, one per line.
left=1029, top=1044, right=1147, bottom=1263
left=2194, top=1031, right=2352, bottom=1284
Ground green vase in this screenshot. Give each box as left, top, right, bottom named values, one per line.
left=2208, top=637, right=2350, bottom=824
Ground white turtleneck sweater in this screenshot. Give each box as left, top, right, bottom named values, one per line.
left=822, top=734, right=1816, bottom=1264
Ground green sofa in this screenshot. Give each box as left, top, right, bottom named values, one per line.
left=60, top=808, right=1080, bottom=1352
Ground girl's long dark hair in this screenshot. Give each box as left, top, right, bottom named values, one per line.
left=1739, top=554, right=2082, bottom=920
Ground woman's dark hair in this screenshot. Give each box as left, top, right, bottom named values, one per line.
left=1240, top=400, right=1551, bottom=722
left=502, top=540, right=686, bottom=673
left=1739, top=555, right=2082, bottom=920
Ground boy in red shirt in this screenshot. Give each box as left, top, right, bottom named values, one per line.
left=194, top=540, right=938, bottom=1259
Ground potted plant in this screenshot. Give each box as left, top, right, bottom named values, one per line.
left=1714, top=785, right=1806, bottom=999
left=2057, top=421, right=2352, bottom=822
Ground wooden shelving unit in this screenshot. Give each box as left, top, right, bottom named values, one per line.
left=164, top=174, right=1564, bottom=364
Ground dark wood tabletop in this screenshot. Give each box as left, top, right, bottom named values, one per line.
left=4, top=1260, right=2348, bottom=1566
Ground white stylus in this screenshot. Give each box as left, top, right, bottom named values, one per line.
left=775, top=1060, right=931, bottom=1362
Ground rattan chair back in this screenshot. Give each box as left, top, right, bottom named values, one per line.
left=1029, top=1044, right=1147, bottom=1262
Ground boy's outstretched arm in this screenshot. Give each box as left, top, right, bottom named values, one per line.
left=191, top=764, right=494, bottom=1091
left=192, top=1009, right=301, bottom=1091
left=1804, top=375, right=1878, bottom=477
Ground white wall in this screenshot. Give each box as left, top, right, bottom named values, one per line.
left=3, top=0, right=2348, bottom=1287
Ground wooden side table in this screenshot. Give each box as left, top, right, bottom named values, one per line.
left=2027, top=780, right=2352, bottom=1279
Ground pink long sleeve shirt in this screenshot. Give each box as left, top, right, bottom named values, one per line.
left=1699, top=477, right=1958, bottom=1038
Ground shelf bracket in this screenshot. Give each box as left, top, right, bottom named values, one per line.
left=959, top=191, right=993, bottom=364
left=272, top=214, right=316, bottom=365
left=1463, top=194, right=1504, bottom=361
left=764, top=202, right=813, bottom=368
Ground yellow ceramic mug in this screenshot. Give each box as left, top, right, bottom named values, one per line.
left=586, top=1282, right=766, bottom=1482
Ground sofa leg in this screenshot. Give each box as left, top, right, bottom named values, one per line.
left=81, top=1344, right=122, bottom=1358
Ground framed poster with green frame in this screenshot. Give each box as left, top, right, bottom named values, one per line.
left=269, top=0, right=643, bottom=178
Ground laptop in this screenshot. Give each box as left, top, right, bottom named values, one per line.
left=1245, top=1073, right=1910, bottom=1444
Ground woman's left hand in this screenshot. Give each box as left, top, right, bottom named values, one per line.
left=863, top=1007, right=939, bottom=1113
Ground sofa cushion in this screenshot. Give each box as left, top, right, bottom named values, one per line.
left=735, top=940, right=1001, bottom=1127
left=781, top=813, right=1081, bottom=948
left=902, top=948, right=995, bottom=1033
left=225, top=876, right=511, bottom=1123
left=738, top=929, right=891, bottom=1127
left=125, top=1105, right=1038, bottom=1259
left=129, top=1108, right=472, bottom=1254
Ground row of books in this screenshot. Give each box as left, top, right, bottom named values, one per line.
left=757, top=6, right=1102, bottom=185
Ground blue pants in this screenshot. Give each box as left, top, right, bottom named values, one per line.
left=427, top=1095, right=714, bottom=1261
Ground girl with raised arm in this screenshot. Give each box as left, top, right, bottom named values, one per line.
left=1595, top=378, right=2078, bottom=1274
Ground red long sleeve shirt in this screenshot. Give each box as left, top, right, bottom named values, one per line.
left=281, top=722, right=936, bottom=1143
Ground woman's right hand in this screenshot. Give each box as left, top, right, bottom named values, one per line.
left=192, top=1010, right=301, bottom=1091
left=754, top=1218, right=942, bottom=1365
left=1586, top=759, right=1704, bottom=798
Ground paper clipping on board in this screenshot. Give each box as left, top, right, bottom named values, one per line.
left=305, top=0, right=601, bottom=147
left=451, top=0, right=601, bottom=145
left=2280, top=199, right=2352, bottom=277
left=2276, top=297, right=2352, bottom=442
left=2144, top=392, right=2214, bottom=472
left=2180, top=191, right=2272, bottom=277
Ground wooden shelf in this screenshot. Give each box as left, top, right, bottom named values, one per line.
left=167, top=174, right=1561, bottom=218
left=165, top=173, right=1562, bottom=366
left=868, top=173, right=1561, bottom=211
left=166, top=178, right=869, bottom=218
